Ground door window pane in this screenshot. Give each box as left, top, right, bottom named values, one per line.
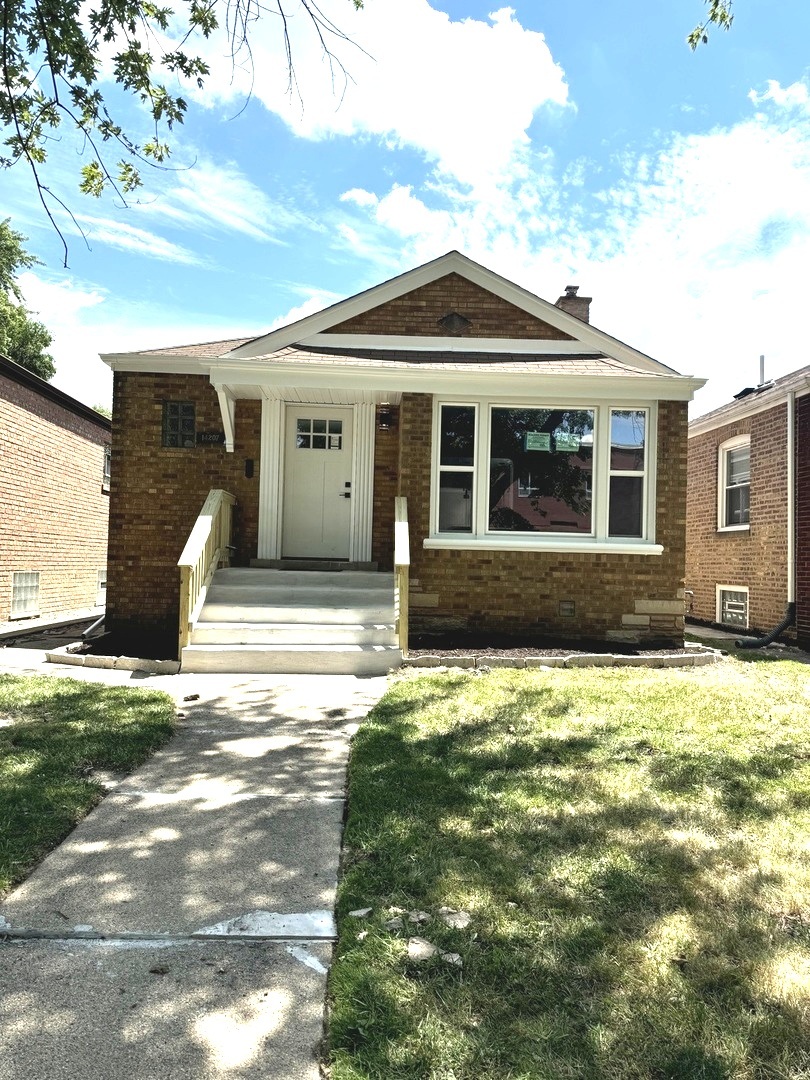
left=489, top=408, right=594, bottom=533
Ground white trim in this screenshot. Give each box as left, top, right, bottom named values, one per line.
left=213, top=384, right=236, bottom=453
left=689, top=373, right=810, bottom=437
left=350, top=402, right=375, bottom=562
left=715, top=584, right=749, bottom=628
left=258, top=398, right=283, bottom=559
left=717, top=434, right=750, bottom=531
left=304, top=334, right=605, bottom=355
left=221, top=251, right=686, bottom=377
left=425, top=537, right=663, bottom=555
left=429, top=397, right=658, bottom=552
left=101, top=354, right=704, bottom=401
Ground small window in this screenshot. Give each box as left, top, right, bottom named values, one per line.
left=103, top=446, right=111, bottom=490
left=718, top=436, right=750, bottom=529
left=11, top=571, right=40, bottom=619
left=296, top=417, right=343, bottom=450
left=162, top=401, right=196, bottom=448
left=96, top=569, right=107, bottom=607
left=438, top=405, right=476, bottom=532
left=608, top=410, right=647, bottom=538
left=717, top=586, right=748, bottom=628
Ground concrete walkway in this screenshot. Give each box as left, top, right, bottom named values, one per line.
left=0, top=650, right=388, bottom=1080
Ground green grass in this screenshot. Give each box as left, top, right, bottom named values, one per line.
left=331, top=653, right=810, bottom=1080
left=0, top=674, right=175, bottom=895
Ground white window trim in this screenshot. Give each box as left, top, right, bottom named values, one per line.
left=716, top=584, right=749, bottom=628
left=427, top=397, right=659, bottom=554
left=717, top=434, right=751, bottom=532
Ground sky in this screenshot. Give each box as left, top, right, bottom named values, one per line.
left=4, top=0, right=810, bottom=417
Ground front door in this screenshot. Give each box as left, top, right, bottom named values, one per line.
left=281, top=406, right=354, bottom=558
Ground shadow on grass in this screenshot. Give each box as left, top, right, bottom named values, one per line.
left=332, top=674, right=810, bottom=1080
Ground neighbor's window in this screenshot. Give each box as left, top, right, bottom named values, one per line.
left=489, top=407, right=594, bottom=534
left=11, top=571, right=40, bottom=619
left=103, top=445, right=111, bottom=490
left=96, top=569, right=107, bottom=607
left=718, top=435, right=750, bottom=529
left=438, top=404, right=476, bottom=532
left=608, top=409, right=646, bottom=537
left=717, top=586, right=748, bottom=628
left=162, top=401, right=196, bottom=448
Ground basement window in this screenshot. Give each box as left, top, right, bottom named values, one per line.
left=10, top=571, right=40, bottom=619
left=162, top=401, right=196, bottom=448
left=717, top=585, right=748, bottom=628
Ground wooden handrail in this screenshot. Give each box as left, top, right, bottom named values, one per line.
left=394, top=496, right=410, bottom=656
left=177, top=489, right=236, bottom=656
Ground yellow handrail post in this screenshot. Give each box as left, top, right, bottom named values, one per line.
left=177, top=489, right=236, bottom=660
left=394, top=497, right=410, bottom=657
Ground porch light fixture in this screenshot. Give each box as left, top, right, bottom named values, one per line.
left=378, top=403, right=394, bottom=431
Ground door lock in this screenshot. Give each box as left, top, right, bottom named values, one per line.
left=339, top=492, right=351, bottom=499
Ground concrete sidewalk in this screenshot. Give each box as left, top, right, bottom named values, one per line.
left=0, top=653, right=388, bottom=1079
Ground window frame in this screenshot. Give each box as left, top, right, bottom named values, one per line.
left=717, top=434, right=751, bottom=532
left=427, top=397, right=659, bottom=554
left=10, top=570, right=40, bottom=620
left=715, top=584, right=749, bottom=628
left=162, top=400, right=196, bottom=449
left=102, top=445, right=111, bottom=492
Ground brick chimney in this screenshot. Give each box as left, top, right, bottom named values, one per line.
left=555, top=285, right=591, bottom=323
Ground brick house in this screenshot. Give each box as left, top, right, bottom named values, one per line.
left=686, top=365, right=810, bottom=649
left=0, top=354, right=111, bottom=626
left=101, top=251, right=704, bottom=670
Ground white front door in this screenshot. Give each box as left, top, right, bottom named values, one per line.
left=281, top=406, right=354, bottom=558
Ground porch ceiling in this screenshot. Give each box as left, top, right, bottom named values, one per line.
left=220, top=385, right=402, bottom=406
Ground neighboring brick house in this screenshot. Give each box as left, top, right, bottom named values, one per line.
left=101, top=251, right=704, bottom=660
left=0, top=354, right=111, bottom=625
left=686, top=365, right=810, bottom=649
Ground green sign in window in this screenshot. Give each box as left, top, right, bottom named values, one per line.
left=554, top=431, right=581, bottom=452
left=524, top=431, right=551, bottom=451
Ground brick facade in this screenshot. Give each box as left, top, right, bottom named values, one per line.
left=795, top=396, right=809, bottom=649
left=686, top=403, right=795, bottom=637
left=0, top=363, right=110, bottom=624
left=398, top=394, right=687, bottom=646
left=331, top=273, right=573, bottom=339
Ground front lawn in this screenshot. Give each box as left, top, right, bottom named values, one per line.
left=332, top=655, right=810, bottom=1079
left=0, top=674, right=175, bottom=895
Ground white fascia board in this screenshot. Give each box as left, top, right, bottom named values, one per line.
left=305, top=334, right=605, bottom=355
left=208, top=361, right=705, bottom=402
left=221, top=250, right=685, bottom=378
left=689, top=375, right=810, bottom=437
left=102, top=354, right=210, bottom=375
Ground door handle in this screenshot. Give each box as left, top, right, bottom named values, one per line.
left=339, top=492, right=351, bottom=499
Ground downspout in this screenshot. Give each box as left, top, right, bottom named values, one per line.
left=737, top=390, right=796, bottom=647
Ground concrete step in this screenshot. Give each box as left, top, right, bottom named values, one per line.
left=205, top=587, right=394, bottom=610
left=190, top=621, right=397, bottom=645
left=198, top=602, right=394, bottom=624
left=180, top=643, right=402, bottom=675
left=215, top=568, right=394, bottom=589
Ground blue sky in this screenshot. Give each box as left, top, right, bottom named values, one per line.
left=5, top=0, right=810, bottom=415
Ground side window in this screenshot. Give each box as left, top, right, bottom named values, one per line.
left=103, top=445, right=111, bottom=491
left=718, top=436, right=750, bottom=529
left=162, top=401, right=196, bottom=448
left=437, top=405, right=476, bottom=533
left=11, top=571, right=40, bottom=619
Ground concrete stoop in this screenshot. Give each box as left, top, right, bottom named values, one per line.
left=180, top=568, right=402, bottom=675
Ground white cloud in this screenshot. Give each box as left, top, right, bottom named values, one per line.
left=74, top=215, right=206, bottom=265
left=193, top=1, right=569, bottom=187
left=130, top=159, right=319, bottom=242
left=333, top=79, right=810, bottom=415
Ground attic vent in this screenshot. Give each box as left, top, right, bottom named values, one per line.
left=438, top=312, right=471, bottom=335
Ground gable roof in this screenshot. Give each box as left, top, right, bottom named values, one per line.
left=222, top=250, right=682, bottom=378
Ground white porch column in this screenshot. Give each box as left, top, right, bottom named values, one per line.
left=350, top=402, right=376, bottom=562
left=258, top=397, right=283, bottom=560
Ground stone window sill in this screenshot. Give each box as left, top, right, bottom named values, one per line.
left=424, top=537, right=664, bottom=556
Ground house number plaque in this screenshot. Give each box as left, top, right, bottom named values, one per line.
left=196, top=431, right=226, bottom=445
